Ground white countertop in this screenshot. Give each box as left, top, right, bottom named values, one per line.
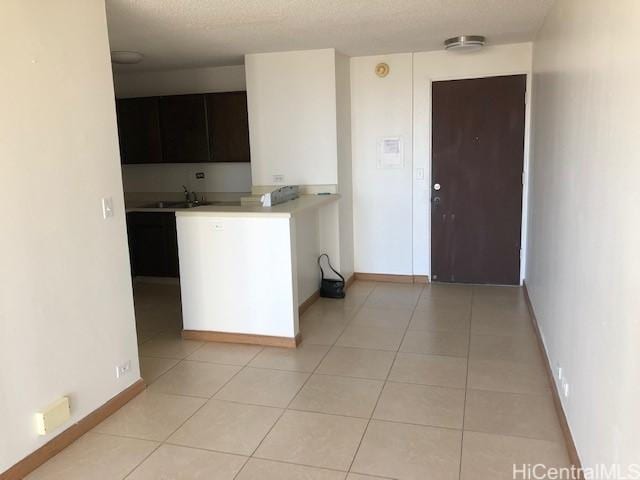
left=127, top=194, right=340, bottom=218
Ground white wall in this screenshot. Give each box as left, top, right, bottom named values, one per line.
left=350, top=44, right=532, bottom=276
left=177, top=215, right=298, bottom=338
left=245, top=49, right=338, bottom=186
left=115, top=65, right=246, bottom=98
left=245, top=48, right=353, bottom=280
left=527, top=0, right=640, bottom=470
left=0, top=0, right=140, bottom=472
left=335, top=52, right=355, bottom=279
left=294, top=210, right=322, bottom=305
left=413, top=43, right=532, bottom=278
left=351, top=53, right=414, bottom=275
left=122, top=163, right=251, bottom=195
left=114, top=65, right=252, bottom=195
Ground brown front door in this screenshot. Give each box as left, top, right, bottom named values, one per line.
left=431, top=75, right=526, bottom=285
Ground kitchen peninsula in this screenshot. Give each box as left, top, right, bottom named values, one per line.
left=176, top=194, right=340, bottom=347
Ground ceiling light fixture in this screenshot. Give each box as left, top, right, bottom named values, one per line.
left=110, top=51, right=144, bottom=64
left=444, top=35, right=486, bottom=52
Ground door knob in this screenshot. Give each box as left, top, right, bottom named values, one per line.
left=433, top=183, right=441, bottom=191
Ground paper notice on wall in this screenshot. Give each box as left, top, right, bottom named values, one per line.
left=377, top=137, right=404, bottom=169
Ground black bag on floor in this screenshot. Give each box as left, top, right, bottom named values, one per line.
left=318, top=254, right=346, bottom=299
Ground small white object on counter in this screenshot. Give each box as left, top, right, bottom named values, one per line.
left=260, top=185, right=299, bottom=207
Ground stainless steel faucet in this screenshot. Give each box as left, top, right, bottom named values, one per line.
left=182, top=185, right=199, bottom=204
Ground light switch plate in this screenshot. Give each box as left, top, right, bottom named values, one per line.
left=101, top=197, right=114, bottom=219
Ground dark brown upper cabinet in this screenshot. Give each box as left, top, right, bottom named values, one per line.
left=116, top=91, right=251, bottom=164
left=158, top=94, right=210, bottom=163
left=206, top=92, right=251, bottom=163
left=116, top=97, right=163, bottom=165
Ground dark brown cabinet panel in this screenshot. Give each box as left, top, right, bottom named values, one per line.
left=126, top=212, right=179, bottom=277
left=116, top=91, right=251, bottom=164
left=159, top=94, right=210, bottom=163
left=116, top=97, right=163, bottom=164
left=206, top=92, right=251, bottom=163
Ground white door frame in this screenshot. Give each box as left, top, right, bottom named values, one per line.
left=423, top=71, right=532, bottom=285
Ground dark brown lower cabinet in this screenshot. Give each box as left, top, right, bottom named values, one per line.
left=126, top=212, right=179, bottom=277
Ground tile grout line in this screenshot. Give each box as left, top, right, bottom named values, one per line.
left=457, top=286, right=475, bottom=480
left=128, top=283, right=555, bottom=480
left=346, top=282, right=425, bottom=475
left=130, top=282, right=490, bottom=478
left=231, top=284, right=377, bottom=478
left=122, top=346, right=261, bottom=479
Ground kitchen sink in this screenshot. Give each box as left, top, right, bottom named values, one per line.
left=141, top=201, right=186, bottom=208
left=140, top=200, right=238, bottom=209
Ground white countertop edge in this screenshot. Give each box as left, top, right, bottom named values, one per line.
left=171, top=194, right=340, bottom=218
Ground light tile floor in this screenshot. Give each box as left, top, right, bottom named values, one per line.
left=27, top=280, right=570, bottom=479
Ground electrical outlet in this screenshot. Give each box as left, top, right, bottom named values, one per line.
left=115, top=360, right=131, bottom=379
left=195, top=172, right=205, bottom=179
left=272, top=174, right=285, bottom=184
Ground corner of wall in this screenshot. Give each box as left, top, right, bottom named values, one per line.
left=335, top=52, right=355, bottom=278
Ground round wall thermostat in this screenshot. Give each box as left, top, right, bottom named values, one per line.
left=375, top=63, right=390, bottom=77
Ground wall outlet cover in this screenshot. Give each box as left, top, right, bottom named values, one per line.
left=115, top=360, right=131, bottom=379
left=272, top=174, right=285, bottom=184
left=35, top=397, right=71, bottom=435
left=195, top=172, right=205, bottom=179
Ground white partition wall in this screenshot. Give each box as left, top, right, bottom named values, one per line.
left=177, top=215, right=298, bottom=338
left=0, top=0, right=140, bottom=471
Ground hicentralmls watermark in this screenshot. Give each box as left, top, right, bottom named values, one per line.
left=513, top=464, right=640, bottom=479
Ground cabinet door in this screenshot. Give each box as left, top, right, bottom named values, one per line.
left=206, top=92, right=251, bottom=163
left=116, top=97, right=163, bottom=164
left=159, top=94, right=209, bottom=163
left=126, top=212, right=179, bottom=277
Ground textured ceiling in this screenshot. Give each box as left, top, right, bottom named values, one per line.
left=106, top=0, right=554, bottom=72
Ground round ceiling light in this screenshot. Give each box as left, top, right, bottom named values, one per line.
left=444, top=35, right=486, bottom=52
left=110, top=51, right=144, bottom=64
